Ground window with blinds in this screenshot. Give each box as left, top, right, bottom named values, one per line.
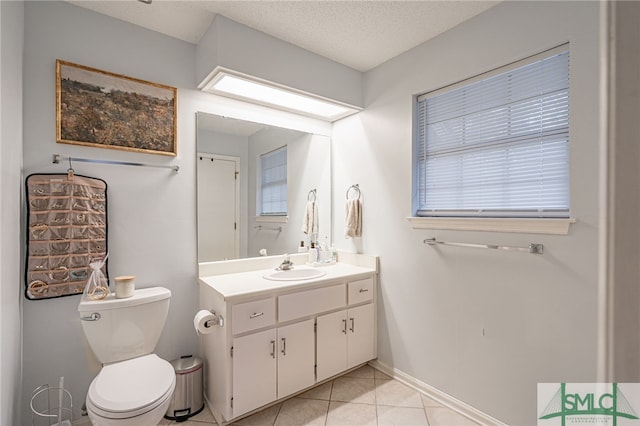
left=260, top=145, right=288, bottom=215
left=415, top=45, right=570, bottom=218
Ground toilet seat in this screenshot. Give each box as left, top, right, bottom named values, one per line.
left=87, top=354, right=175, bottom=419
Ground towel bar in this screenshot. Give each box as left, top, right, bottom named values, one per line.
left=53, top=154, right=179, bottom=172
left=424, top=238, right=543, bottom=255
left=254, top=225, right=282, bottom=232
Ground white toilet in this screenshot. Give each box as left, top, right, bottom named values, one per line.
left=78, top=287, right=176, bottom=426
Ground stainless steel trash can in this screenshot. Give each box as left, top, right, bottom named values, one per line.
left=165, top=355, right=204, bottom=422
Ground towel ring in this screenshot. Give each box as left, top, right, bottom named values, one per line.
left=307, top=189, right=317, bottom=202
left=346, top=184, right=361, bottom=200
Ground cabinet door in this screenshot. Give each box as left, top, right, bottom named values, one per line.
left=316, top=310, right=348, bottom=382
left=347, top=303, right=375, bottom=368
left=232, top=329, right=277, bottom=417
left=277, top=319, right=315, bottom=398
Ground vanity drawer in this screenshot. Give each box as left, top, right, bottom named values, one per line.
left=232, top=297, right=276, bottom=335
left=348, top=277, right=374, bottom=305
left=279, top=284, right=346, bottom=323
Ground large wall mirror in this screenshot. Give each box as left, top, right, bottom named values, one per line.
left=196, top=112, right=332, bottom=262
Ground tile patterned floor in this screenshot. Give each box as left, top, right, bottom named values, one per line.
left=160, top=365, right=480, bottom=426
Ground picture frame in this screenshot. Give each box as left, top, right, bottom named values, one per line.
left=56, top=60, right=177, bottom=156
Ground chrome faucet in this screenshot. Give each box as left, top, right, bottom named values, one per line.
left=277, top=254, right=294, bottom=271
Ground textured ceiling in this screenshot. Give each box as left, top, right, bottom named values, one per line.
left=67, top=0, right=499, bottom=72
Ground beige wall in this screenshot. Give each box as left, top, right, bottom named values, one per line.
left=333, top=2, right=600, bottom=424
left=0, top=1, right=24, bottom=424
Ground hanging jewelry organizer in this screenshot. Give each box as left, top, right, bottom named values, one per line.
left=25, top=171, right=108, bottom=300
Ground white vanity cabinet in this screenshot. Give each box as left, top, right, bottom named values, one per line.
left=275, top=320, right=316, bottom=397
left=198, top=259, right=377, bottom=424
left=316, top=278, right=375, bottom=381
left=232, top=319, right=315, bottom=416
left=231, top=328, right=276, bottom=415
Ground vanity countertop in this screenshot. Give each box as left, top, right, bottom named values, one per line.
left=199, top=262, right=376, bottom=301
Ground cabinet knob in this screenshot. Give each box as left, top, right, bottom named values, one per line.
left=270, top=340, right=275, bottom=358
left=350, top=318, right=355, bottom=333
left=342, top=319, right=347, bottom=334
left=281, top=338, right=287, bottom=356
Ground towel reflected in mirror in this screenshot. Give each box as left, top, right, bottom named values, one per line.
left=302, top=201, right=318, bottom=235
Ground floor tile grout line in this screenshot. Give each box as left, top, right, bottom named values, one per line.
left=373, top=372, right=378, bottom=426
left=271, top=402, right=283, bottom=426
left=323, top=384, right=332, bottom=426
left=328, top=379, right=335, bottom=406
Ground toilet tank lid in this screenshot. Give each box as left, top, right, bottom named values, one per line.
left=78, top=287, right=171, bottom=312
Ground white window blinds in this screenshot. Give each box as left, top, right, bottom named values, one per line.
left=260, top=145, right=288, bottom=215
left=415, top=46, right=570, bottom=218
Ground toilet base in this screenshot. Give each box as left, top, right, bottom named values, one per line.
left=86, top=394, right=172, bottom=426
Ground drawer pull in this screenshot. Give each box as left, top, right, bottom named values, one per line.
left=249, top=312, right=264, bottom=319
left=359, top=288, right=369, bottom=293
left=342, top=319, right=347, bottom=334
left=270, top=340, right=276, bottom=358
left=281, top=338, right=287, bottom=356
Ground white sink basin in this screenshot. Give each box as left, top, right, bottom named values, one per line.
left=263, top=268, right=326, bottom=281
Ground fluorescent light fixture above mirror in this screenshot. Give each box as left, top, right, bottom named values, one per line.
left=200, top=68, right=361, bottom=122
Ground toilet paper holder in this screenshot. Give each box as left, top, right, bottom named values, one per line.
left=205, top=310, right=224, bottom=328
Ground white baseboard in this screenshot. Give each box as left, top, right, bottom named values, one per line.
left=368, top=360, right=506, bottom=426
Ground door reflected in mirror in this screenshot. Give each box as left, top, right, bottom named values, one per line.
left=196, top=112, right=332, bottom=262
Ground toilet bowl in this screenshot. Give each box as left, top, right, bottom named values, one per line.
left=78, top=287, right=174, bottom=426
left=85, top=354, right=176, bottom=426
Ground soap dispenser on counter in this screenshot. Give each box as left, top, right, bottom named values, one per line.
left=308, top=242, right=318, bottom=264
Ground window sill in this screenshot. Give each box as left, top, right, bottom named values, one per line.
left=256, top=215, right=288, bottom=224
left=406, top=216, right=575, bottom=235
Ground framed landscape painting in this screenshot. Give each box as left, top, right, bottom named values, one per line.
left=56, top=60, right=177, bottom=156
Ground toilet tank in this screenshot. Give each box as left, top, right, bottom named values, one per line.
left=78, top=287, right=171, bottom=364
